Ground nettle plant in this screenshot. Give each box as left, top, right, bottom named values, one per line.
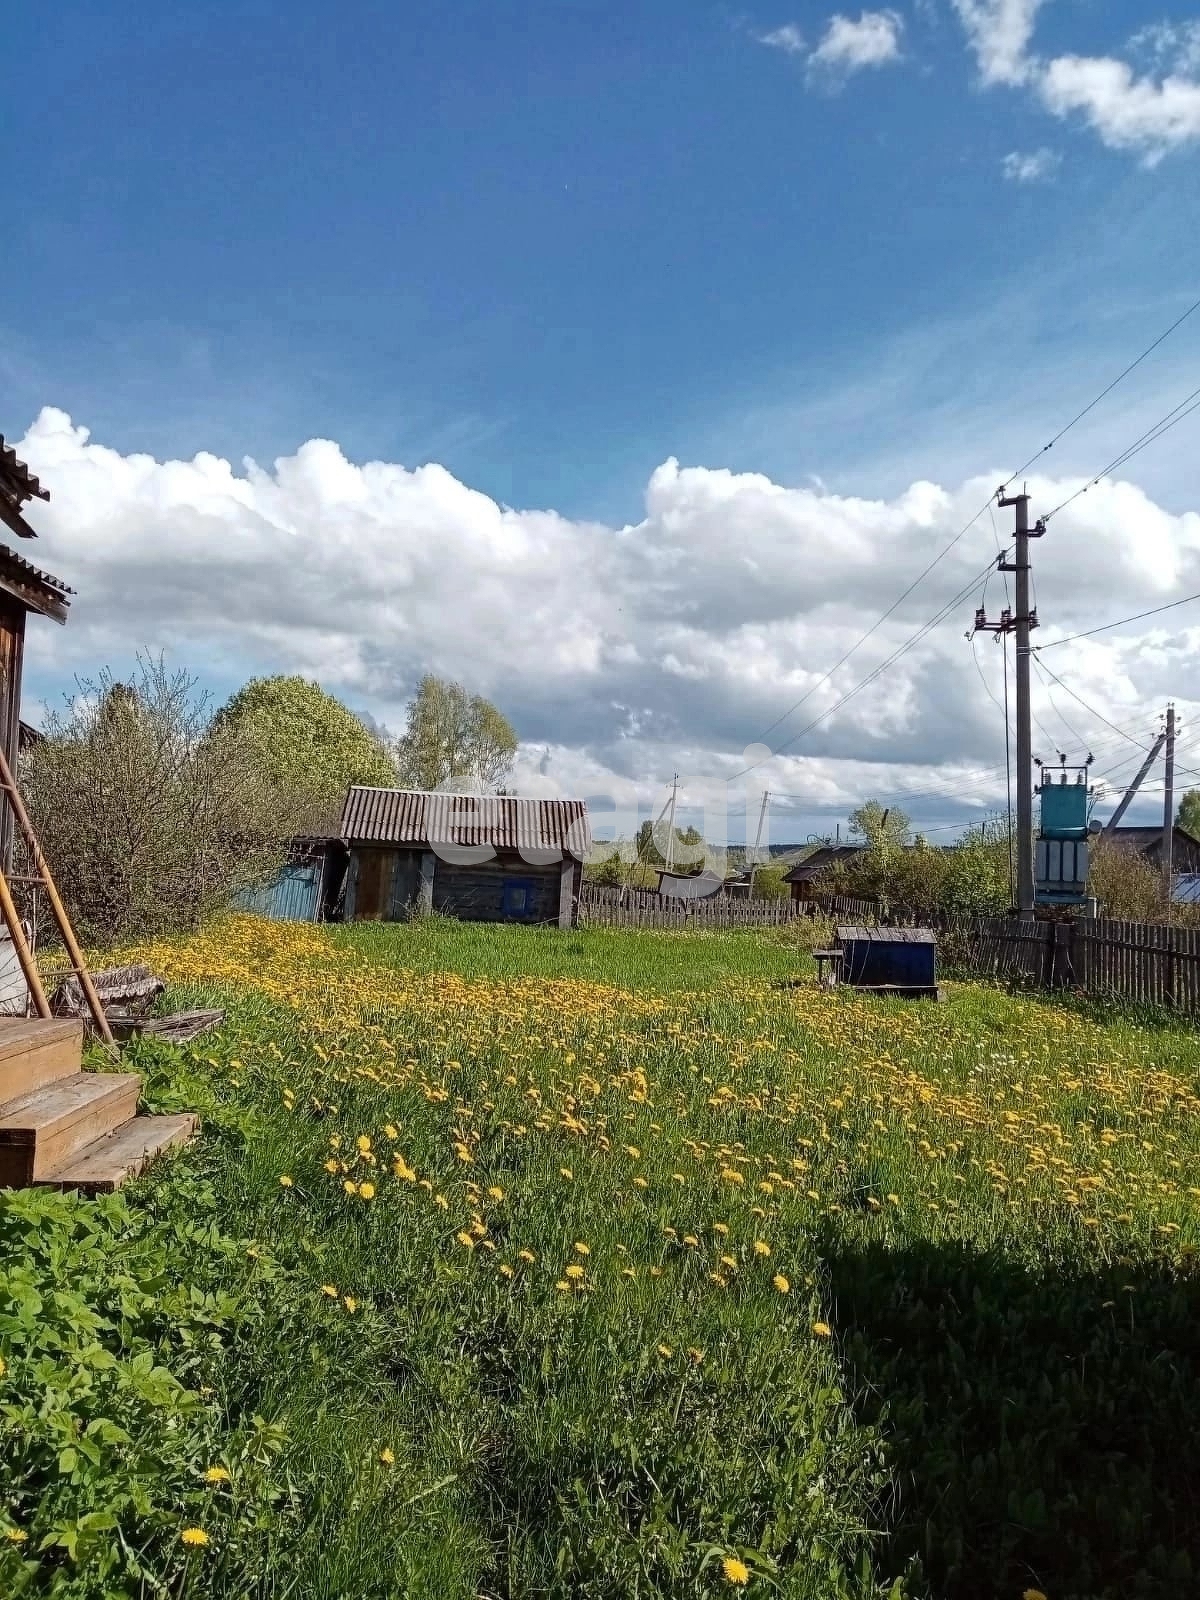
left=0, top=1182, right=288, bottom=1597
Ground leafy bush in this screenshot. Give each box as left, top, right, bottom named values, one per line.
left=22, top=659, right=297, bottom=946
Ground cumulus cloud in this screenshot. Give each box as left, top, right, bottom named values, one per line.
left=14, top=407, right=1200, bottom=835
left=757, top=23, right=807, bottom=56
left=1039, top=54, right=1200, bottom=163
left=1001, top=146, right=1061, bottom=181
left=951, top=0, right=1046, bottom=86
left=808, top=10, right=905, bottom=77
left=953, top=2, right=1200, bottom=162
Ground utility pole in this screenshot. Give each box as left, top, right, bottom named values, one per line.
left=664, top=774, right=679, bottom=873
left=974, top=487, right=1044, bottom=915
left=747, top=790, right=769, bottom=896
left=1162, top=703, right=1177, bottom=901
left=1101, top=728, right=1166, bottom=835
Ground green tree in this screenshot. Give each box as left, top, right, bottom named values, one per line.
left=212, top=675, right=397, bottom=832
left=1177, top=790, right=1200, bottom=840
left=23, top=658, right=295, bottom=945
left=393, top=675, right=518, bottom=791
left=847, top=799, right=911, bottom=848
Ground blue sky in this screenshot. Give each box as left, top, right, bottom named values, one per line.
left=5, top=1, right=1200, bottom=841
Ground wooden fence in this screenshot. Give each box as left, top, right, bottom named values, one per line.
left=580, top=882, right=1200, bottom=1010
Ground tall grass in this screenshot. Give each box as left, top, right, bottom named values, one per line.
left=4, top=915, right=1200, bottom=1598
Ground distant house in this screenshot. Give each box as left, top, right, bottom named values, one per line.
left=338, top=788, right=591, bottom=928
left=656, top=867, right=726, bottom=901
left=782, top=844, right=868, bottom=902
left=1107, top=825, right=1200, bottom=875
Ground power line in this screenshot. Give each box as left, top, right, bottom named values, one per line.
left=1000, top=289, right=1200, bottom=491
left=1036, top=590, right=1200, bottom=650
left=1044, top=382, right=1200, bottom=522
left=729, top=556, right=1000, bottom=781
left=1029, top=657, right=1155, bottom=753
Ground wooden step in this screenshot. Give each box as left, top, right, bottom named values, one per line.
left=38, top=1114, right=198, bottom=1195
left=0, top=1018, right=84, bottom=1103
left=0, top=1072, right=142, bottom=1186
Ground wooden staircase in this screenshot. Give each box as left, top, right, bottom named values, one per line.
left=0, top=1019, right=196, bottom=1194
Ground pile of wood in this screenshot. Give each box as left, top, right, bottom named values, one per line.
left=50, top=963, right=224, bottom=1045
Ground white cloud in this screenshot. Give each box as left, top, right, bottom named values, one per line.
left=14, top=407, right=1200, bottom=834
left=809, top=10, right=905, bottom=77
left=951, top=0, right=1047, bottom=86
left=757, top=22, right=806, bottom=56
left=1039, top=54, right=1200, bottom=163
left=1001, top=146, right=1061, bottom=181
left=1131, top=20, right=1200, bottom=77
left=952, top=2, right=1200, bottom=163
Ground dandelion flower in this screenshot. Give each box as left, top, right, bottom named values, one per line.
left=384, top=1125, right=399, bottom=1140
left=555, top=1279, right=571, bottom=1292
left=456, top=1231, right=475, bottom=1250
left=487, top=1186, right=505, bottom=1200
left=657, top=1343, right=673, bottom=1357
left=499, top=1263, right=514, bottom=1278
left=574, top=1242, right=590, bottom=1255
left=753, top=1240, right=771, bottom=1257
left=321, top=1284, right=338, bottom=1297
left=720, top=1167, right=746, bottom=1185
left=0, top=1355, right=6, bottom=1379
left=324, top=1159, right=339, bottom=1174
left=1023, top=1591, right=1048, bottom=1600
left=204, top=1466, right=230, bottom=1484
left=564, top=1263, right=585, bottom=1281
left=343, top=1180, right=359, bottom=1196
left=622, top=1266, right=637, bottom=1278
left=356, top=1135, right=372, bottom=1154
left=518, top=1249, right=536, bottom=1263
left=633, top=1176, right=649, bottom=1189
left=379, top=1447, right=395, bottom=1465
left=773, top=1274, right=791, bottom=1294
left=713, top=1222, right=729, bottom=1236
left=688, top=1347, right=705, bottom=1364
left=181, top=1527, right=210, bottom=1547
left=560, top=1167, right=573, bottom=1180
left=5, top=1528, right=28, bottom=1544
left=722, top=1555, right=750, bottom=1585
left=278, top=1175, right=294, bottom=1188
left=343, top=1295, right=357, bottom=1314
left=811, top=1320, right=832, bottom=1337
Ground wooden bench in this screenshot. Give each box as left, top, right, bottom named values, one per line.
left=812, top=949, right=843, bottom=985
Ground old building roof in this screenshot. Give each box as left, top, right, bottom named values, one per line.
left=0, top=543, right=71, bottom=623
left=340, top=787, right=592, bottom=859
left=782, top=844, right=867, bottom=882
left=0, top=435, right=49, bottom=541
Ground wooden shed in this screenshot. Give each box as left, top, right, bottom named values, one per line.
left=339, top=788, right=591, bottom=928
left=782, top=844, right=867, bottom=903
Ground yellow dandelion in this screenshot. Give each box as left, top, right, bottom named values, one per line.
left=324, top=1159, right=339, bottom=1173
left=499, top=1263, right=514, bottom=1278
left=204, top=1466, right=230, bottom=1484
left=456, top=1231, right=475, bottom=1250
left=753, top=1240, right=771, bottom=1256
left=722, top=1555, right=750, bottom=1585
left=720, top=1167, right=746, bottom=1185
left=560, top=1167, right=573, bottom=1180
left=384, top=1124, right=399, bottom=1140
left=688, top=1347, right=705, bottom=1364
left=487, top=1186, right=505, bottom=1200
left=564, top=1263, right=585, bottom=1281
left=554, top=1279, right=571, bottom=1292
left=811, top=1319, right=832, bottom=1336
left=1023, top=1591, right=1048, bottom=1600
left=713, top=1222, right=729, bottom=1235
left=518, top=1249, right=536, bottom=1263
left=278, top=1174, right=294, bottom=1188
left=181, top=1527, right=210, bottom=1547
left=622, top=1266, right=637, bottom=1278
left=720, top=1253, right=737, bottom=1270
left=5, top=1528, right=29, bottom=1544
left=320, top=1284, right=338, bottom=1297
left=657, top=1343, right=673, bottom=1357
left=379, top=1447, right=395, bottom=1466
left=574, top=1242, right=590, bottom=1255
left=633, top=1175, right=649, bottom=1189
left=773, top=1274, right=791, bottom=1294
left=343, top=1180, right=359, bottom=1196
left=343, top=1295, right=357, bottom=1313
left=356, top=1135, right=372, bottom=1154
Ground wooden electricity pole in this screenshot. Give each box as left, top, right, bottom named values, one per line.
left=664, top=774, right=679, bottom=873
left=747, top=790, right=769, bottom=896
left=1162, top=702, right=1177, bottom=901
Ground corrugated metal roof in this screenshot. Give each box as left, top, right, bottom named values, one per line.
left=340, top=787, right=591, bottom=858
left=0, top=544, right=72, bottom=622
left=0, top=435, right=50, bottom=540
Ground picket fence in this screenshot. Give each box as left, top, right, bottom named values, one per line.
left=579, top=884, right=877, bottom=931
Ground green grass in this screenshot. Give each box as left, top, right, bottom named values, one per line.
left=4, top=915, right=1200, bottom=1599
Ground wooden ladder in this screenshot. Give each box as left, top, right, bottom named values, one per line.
left=0, top=745, right=114, bottom=1048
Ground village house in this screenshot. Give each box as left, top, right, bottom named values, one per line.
left=332, top=787, right=591, bottom=928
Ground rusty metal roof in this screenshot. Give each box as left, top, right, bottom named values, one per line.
left=0, top=435, right=50, bottom=540
left=340, top=787, right=591, bottom=858
left=0, top=543, right=71, bottom=623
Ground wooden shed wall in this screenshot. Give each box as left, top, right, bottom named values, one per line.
left=344, top=846, right=579, bottom=926
left=432, top=856, right=560, bottom=923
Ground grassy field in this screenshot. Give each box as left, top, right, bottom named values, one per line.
left=4, top=915, right=1200, bottom=1599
